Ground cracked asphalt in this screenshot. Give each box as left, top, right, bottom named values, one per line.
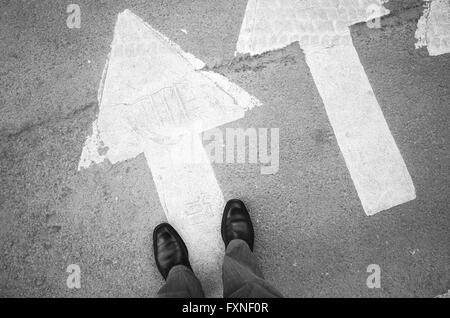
left=1, top=0, right=449, bottom=297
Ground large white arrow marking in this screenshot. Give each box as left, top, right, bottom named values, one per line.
left=78, top=10, right=261, bottom=296
left=236, top=0, right=416, bottom=215
left=415, top=0, right=450, bottom=56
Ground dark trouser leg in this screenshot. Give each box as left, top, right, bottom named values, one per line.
left=157, top=265, right=205, bottom=298
left=222, top=239, right=283, bottom=298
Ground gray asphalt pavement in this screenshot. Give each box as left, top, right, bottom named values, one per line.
left=0, top=0, right=449, bottom=297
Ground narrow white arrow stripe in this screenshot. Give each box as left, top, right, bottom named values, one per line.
left=237, top=0, right=415, bottom=215
left=78, top=10, right=261, bottom=296
left=304, top=42, right=416, bottom=215
left=415, top=0, right=450, bottom=56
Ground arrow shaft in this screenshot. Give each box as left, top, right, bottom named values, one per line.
left=143, top=134, right=225, bottom=297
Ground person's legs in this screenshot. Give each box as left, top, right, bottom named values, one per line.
left=221, top=200, right=283, bottom=298
left=222, top=239, right=282, bottom=298
left=153, top=223, right=205, bottom=298
left=157, top=265, right=204, bottom=298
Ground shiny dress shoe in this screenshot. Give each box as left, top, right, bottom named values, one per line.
left=221, top=199, right=255, bottom=251
left=153, top=223, right=192, bottom=280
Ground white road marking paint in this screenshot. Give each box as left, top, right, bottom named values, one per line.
left=236, top=0, right=390, bottom=56
left=436, top=290, right=450, bottom=298
left=78, top=9, right=261, bottom=296
left=415, top=0, right=450, bottom=56
left=236, top=0, right=416, bottom=215
left=305, top=43, right=416, bottom=215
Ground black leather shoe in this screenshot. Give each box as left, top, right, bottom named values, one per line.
left=221, top=199, right=255, bottom=251
left=153, top=223, right=192, bottom=280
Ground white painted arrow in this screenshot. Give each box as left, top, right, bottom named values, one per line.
left=415, top=0, right=450, bottom=56
left=78, top=9, right=261, bottom=297
left=236, top=0, right=416, bottom=215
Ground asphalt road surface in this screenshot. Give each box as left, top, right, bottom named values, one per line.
left=0, top=0, right=449, bottom=297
